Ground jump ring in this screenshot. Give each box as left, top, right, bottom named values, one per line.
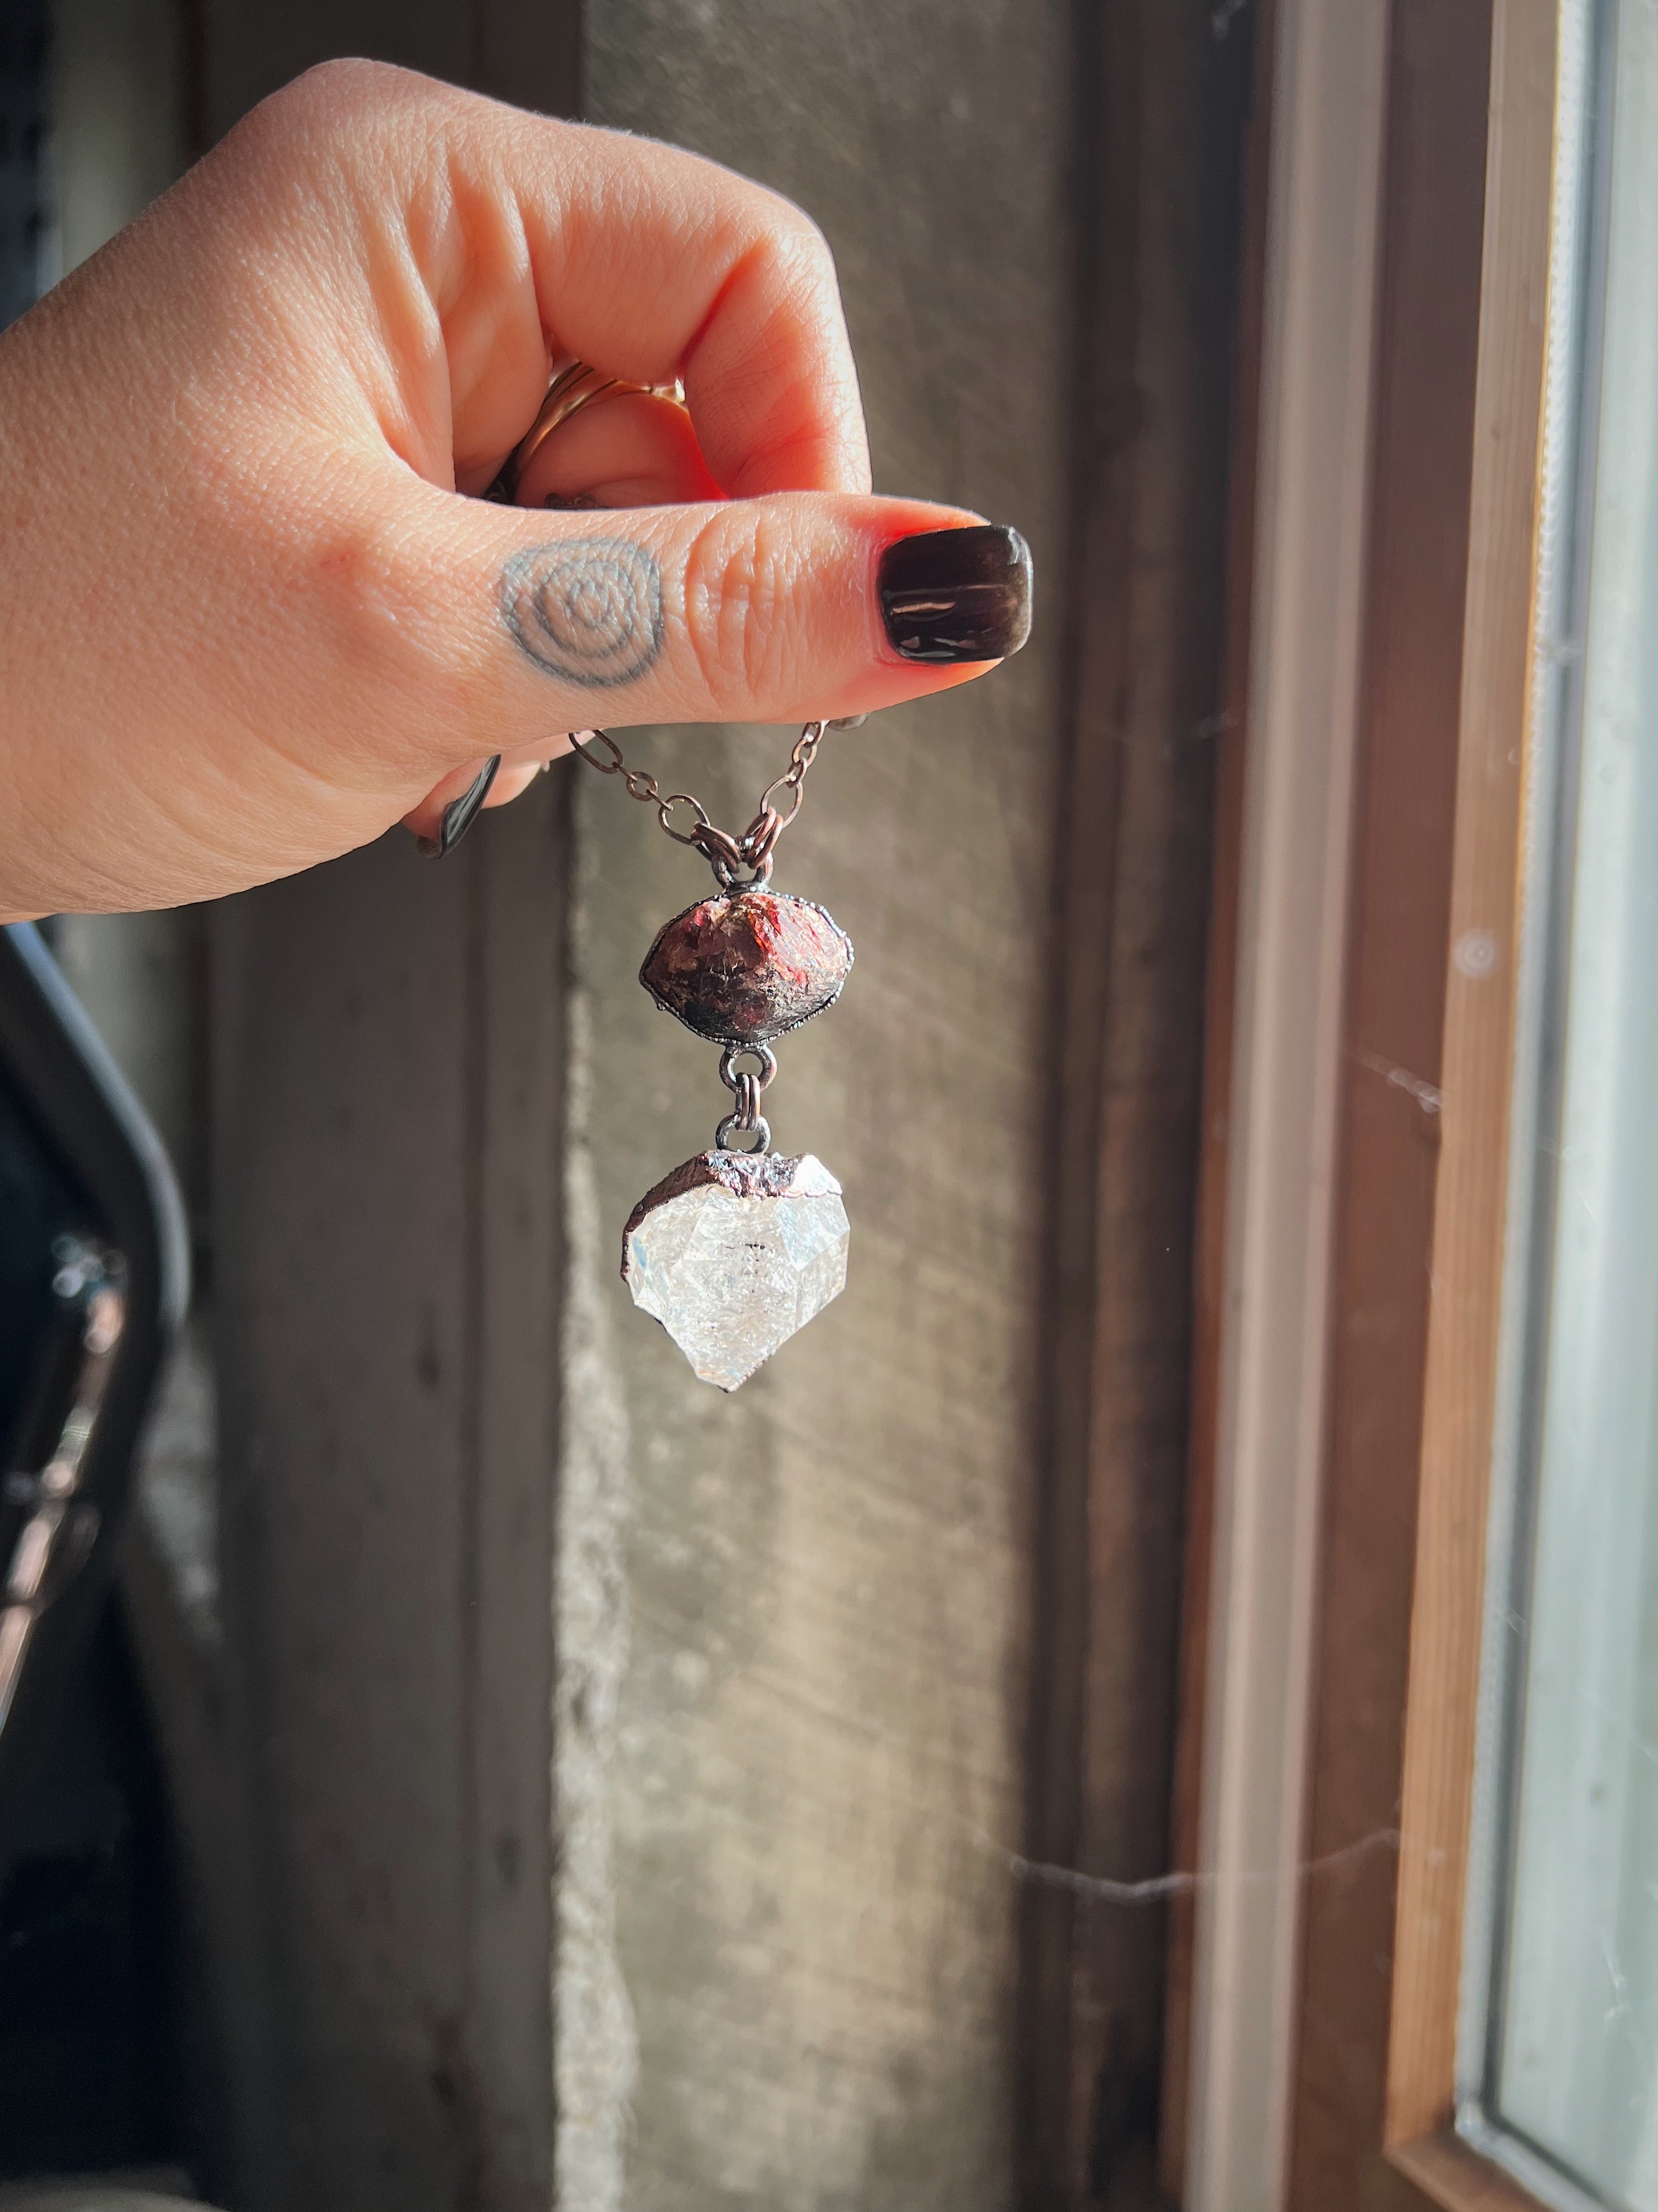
left=737, top=807, right=783, bottom=866
left=710, top=851, right=775, bottom=892
left=692, top=823, right=745, bottom=871
left=715, top=1111, right=771, bottom=1154
left=718, top=1044, right=777, bottom=1093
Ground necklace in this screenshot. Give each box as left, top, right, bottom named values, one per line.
left=570, top=716, right=858, bottom=1391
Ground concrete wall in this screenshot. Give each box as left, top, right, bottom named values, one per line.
left=214, top=798, right=570, bottom=2212
left=570, top=9, right=1072, bottom=2207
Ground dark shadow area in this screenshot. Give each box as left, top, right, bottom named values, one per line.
left=0, top=1603, right=187, bottom=2182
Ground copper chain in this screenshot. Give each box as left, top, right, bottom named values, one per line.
left=567, top=717, right=848, bottom=887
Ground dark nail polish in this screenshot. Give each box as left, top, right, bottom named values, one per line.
left=877, top=523, right=1033, bottom=664
left=416, top=755, right=500, bottom=858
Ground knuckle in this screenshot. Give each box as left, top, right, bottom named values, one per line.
left=234, top=60, right=404, bottom=184
left=256, top=58, right=455, bottom=161
left=680, top=510, right=809, bottom=714
left=789, top=210, right=838, bottom=274
left=767, top=208, right=840, bottom=301
left=282, top=56, right=408, bottom=120
left=302, top=505, right=468, bottom=750
left=720, top=176, right=839, bottom=302
left=751, top=178, right=831, bottom=258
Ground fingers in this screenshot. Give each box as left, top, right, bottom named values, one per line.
left=400, top=752, right=559, bottom=844
left=469, top=110, right=871, bottom=494
left=481, top=757, right=556, bottom=807
left=362, top=471, right=1032, bottom=779
left=0, top=54, right=1033, bottom=917
left=511, top=391, right=723, bottom=511
left=247, top=63, right=871, bottom=501
left=222, top=68, right=1017, bottom=810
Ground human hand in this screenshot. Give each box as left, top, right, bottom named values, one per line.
left=0, top=60, right=1032, bottom=918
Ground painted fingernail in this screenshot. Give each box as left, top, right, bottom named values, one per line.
left=877, top=523, right=1033, bottom=664
left=416, top=756, right=501, bottom=858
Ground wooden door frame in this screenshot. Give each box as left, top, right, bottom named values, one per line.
left=1384, top=0, right=1557, bottom=2198
left=1166, top=1, right=1566, bottom=2207
left=1286, top=2, right=1556, bottom=2204
left=1162, top=0, right=1395, bottom=2199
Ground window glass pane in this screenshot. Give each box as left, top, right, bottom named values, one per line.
left=1481, top=3, right=1658, bottom=2204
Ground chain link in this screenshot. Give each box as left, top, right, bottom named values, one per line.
left=568, top=719, right=862, bottom=1153
left=569, top=719, right=842, bottom=886
left=718, top=1044, right=779, bottom=1094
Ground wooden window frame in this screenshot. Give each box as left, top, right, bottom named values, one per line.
left=1293, top=2, right=1557, bottom=2204
left=1290, top=0, right=1561, bottom=2199
left=1166, top=1, right=1568, bottom=2206
left=1383, top=0, right=1557, bottom=2200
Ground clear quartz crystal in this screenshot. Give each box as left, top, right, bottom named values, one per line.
left=621, top=1150, right=849, bottom=1391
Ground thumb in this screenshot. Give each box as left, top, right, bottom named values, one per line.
left=378, top=483, right=1034, bottom=775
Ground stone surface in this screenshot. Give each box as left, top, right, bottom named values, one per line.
left=581, top=7, right=1069, bottom=2206
left=638, top=890, right=852, bottom=1046
left=622, top=1152, right=849, bottom=1391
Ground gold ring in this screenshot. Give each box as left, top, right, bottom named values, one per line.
left=488, top=356, right=686, bottom=506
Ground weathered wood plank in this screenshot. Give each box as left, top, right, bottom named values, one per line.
left=1387, top=0, right=1554, bottom=2154
left=204, top=12, right=576, bottom=2208
left=1285, top=3, right=1498, bottom=2205
left=213, top=789, right=569, bottom=2212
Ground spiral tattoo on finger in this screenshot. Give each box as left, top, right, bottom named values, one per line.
left=499, top=539, right=664, bottom=688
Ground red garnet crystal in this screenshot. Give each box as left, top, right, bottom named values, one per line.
left=638, top=889, right=854, bottom=1046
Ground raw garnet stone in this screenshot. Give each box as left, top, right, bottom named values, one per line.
left=638, top=889, right=854, bottom=1046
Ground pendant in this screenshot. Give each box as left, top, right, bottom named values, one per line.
left=623, top=1149, right=848, bottom=1391
left=637, top=886, right=852, bottom=1043
left=621, top=881, right=853, bottom=1390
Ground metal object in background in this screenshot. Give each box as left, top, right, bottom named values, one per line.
left=0, top=0, right=49, bottom=332
left=0, top=925, right=187, bottom=1876
left=0, top=1233, right=125, bottom=1726
left=0, top=2182, right=206, bottom=2207
left=0, top=2185, right=203, bottom=2203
